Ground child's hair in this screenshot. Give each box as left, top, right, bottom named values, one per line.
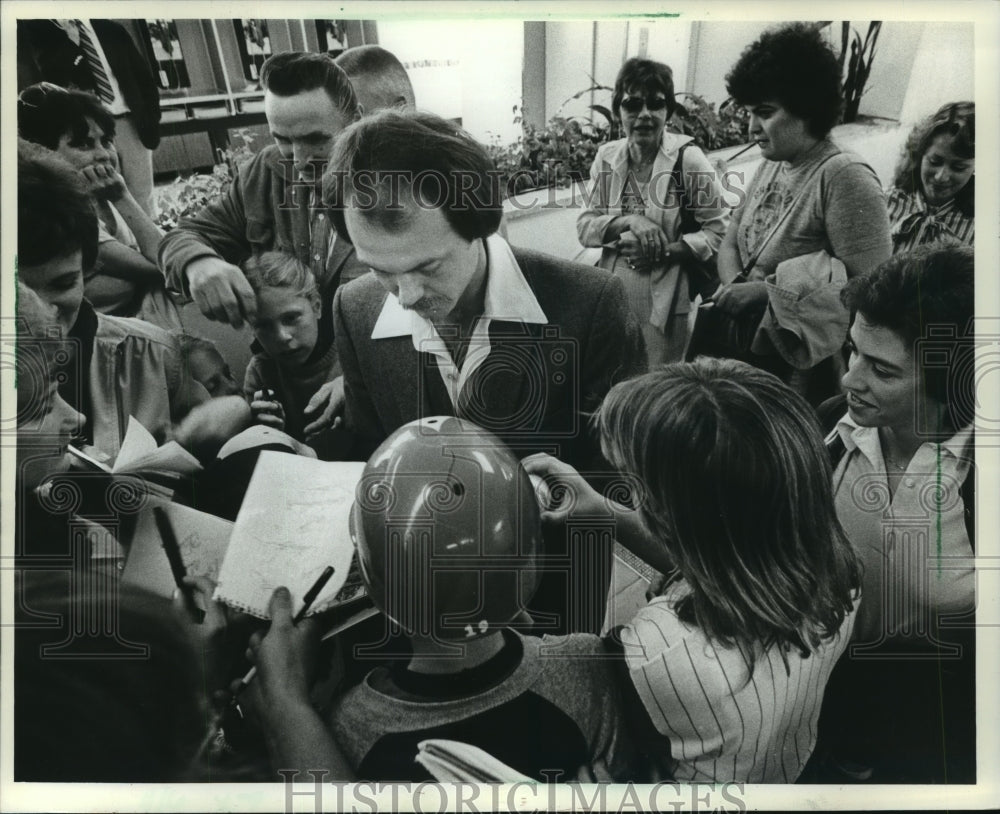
left=18, top=139, right=99, bottom=270
left=173, top=331, right=221, bottom=360
left=596, top=359, right=860, bottom=666
left=243, top=251, right=320, bottom=307
left=171, top=331, right=240, bottom=398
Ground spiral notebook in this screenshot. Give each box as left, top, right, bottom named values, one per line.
left=213, top=452, right=365, bottom=619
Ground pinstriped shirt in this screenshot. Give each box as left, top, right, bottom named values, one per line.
left=620, top=582, right=858, bottom=782
left=886, top=187, right=974, bottom=253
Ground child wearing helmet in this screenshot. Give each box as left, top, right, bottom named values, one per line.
left=242, top=417, right=642, bottom=782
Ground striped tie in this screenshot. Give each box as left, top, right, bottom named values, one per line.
left=74, top=20, right=114, bottom=104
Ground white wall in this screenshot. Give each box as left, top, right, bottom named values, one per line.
left=687, top=21, right=774, bottom=106
left=544, top=21, right=600, bottom=122
left=686, top=20, right=957, bottom=127
left=854, top=22, right=923, bottom=121
left=374, top=18, right=972, bottom=149
left=625, top=19, right=692, bottom=97
left=543, top=20, right=693, bottom=126
left=376, top=20, right=523, bottom=144
left=897, top=22, right=975, bottom=126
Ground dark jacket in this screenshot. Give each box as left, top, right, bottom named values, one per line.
left=17, top=19, right=161, bottom=149
left=333, top=241, right=647, bottom=469
left=159, top=144, right=369, bottom=325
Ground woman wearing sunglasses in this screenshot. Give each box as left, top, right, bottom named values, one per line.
left=18, top=82, right=182, bottom=330
left=886, top=101, right=974, bottom=253
left=577, top=58, right=730, bottom=367
left=712, top=24, right=892, bottom=403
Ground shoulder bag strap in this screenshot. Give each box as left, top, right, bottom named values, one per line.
left=737, top=152, right=838, bottom=280
left=672, top=143, right=699, bottom=235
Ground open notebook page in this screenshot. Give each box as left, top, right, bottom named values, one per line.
left=214, top=452, right=364, bottom=619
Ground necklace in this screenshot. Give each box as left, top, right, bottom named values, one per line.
left=879, top=430, right=915, bottom=474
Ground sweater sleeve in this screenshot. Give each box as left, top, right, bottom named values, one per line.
left=158, top=156, right=256, bottom=298
left=821, top=160, right=892, bottom=278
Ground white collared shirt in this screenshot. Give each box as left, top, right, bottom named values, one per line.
left=832, top=414, right=975, bottom=645
left=370, top=234, right=548, bottom=409
left=55, top=19, right=130, bottom=116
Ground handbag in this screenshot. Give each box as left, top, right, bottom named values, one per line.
left=683, top=299, right=766, bottom=364
left=684, top=154, right=837, bottom=364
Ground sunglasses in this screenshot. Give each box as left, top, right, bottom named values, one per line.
left=620, top=96, right=669, bottom=114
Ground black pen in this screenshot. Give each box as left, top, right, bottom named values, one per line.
left=230, top=565, right=336, bottom=702
left=154, top=506, right=205, bottom=624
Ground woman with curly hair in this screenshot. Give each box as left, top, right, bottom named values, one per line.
left=577, top=57, right=730, bottom=366
left=524, top=358, right=861, bottom=782
left=886, top=102, right=974, bottom=253
left=711, top=23, right=892, bottom=402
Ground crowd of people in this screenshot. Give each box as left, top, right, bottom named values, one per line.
left=12, top=20, right=978, bottom=787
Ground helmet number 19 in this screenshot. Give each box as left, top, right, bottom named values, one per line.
left=464, top=620, right=490, bottom=637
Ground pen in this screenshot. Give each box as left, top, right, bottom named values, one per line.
left=154, top=506, right=205, bottom=624
left=230, top=565, right=336, bottom=703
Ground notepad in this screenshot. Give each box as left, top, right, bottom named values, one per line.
left=415, top=740, right=533, bottom=783
left=213, top=452, right=365, bottom=619
left=122, top=500, right=233, bottom=597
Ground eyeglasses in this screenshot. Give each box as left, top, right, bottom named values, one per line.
left=620, top=96, right=669, bottom=114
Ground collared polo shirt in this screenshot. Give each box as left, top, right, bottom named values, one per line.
left=832, top=415, right=974, bottom=646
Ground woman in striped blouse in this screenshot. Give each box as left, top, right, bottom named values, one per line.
left=524, top=359, right=861, bottom=782
left=887, top=102, right=975, bottom=253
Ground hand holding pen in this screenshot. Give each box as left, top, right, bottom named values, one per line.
left=230, top=567, right=335, bottom=708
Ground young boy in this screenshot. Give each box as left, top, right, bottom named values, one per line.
left=242, top=251, right=339, bottom=443
left=241, top=418, right=641, bottom=782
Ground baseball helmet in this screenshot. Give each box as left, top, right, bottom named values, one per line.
left=351, top=416, right=541, bottom=641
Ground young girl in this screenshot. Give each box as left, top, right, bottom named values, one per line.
left=524, top=358, right=861, bottom=782
left=243, top=251, right=339, bottom=442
